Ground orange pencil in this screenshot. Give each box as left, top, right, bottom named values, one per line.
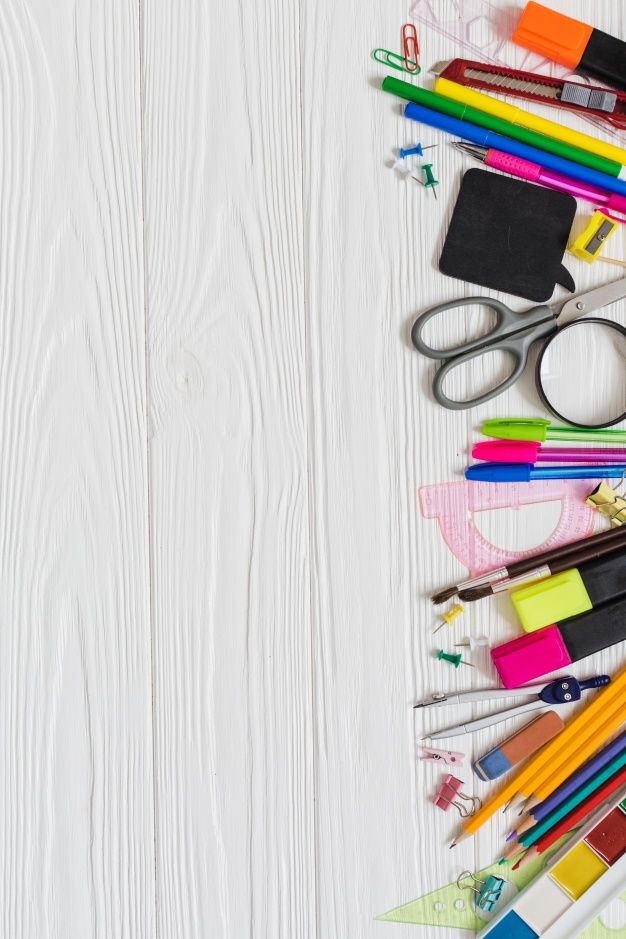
left=515, top=766, right=626, bottom=869
left=451, top=666, right=626, bottom=845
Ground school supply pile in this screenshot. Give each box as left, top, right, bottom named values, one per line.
left=375, top=3, right=626, bottom=935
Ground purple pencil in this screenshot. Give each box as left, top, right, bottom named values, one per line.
left=514, top=728, right=626, bottom=837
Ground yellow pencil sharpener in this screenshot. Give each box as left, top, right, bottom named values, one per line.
left=570, top=210, right=619, bottom=263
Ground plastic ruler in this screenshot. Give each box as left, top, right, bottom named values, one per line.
left=377, top=854, right=626, bottom=936
left=420, top=480, right=598, bottom=575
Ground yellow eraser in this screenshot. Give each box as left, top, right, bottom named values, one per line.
left=570, top=211, right=618, bottom=264
left=511, top=568, right=593, bottom=633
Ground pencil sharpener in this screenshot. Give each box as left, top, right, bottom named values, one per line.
left=570, top=210, right=619, bottom=264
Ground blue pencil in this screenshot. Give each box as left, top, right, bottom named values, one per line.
left=513, top=728, right=626, bottom=838
left=403, top=102, right=626, bottom=198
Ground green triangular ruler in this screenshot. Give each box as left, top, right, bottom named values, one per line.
left=377, top=846, right=626, bottom=935
left=376, top=853, right=550, bottom=930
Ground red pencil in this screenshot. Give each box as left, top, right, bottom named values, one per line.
left=514, top=763, right=626, bottom=869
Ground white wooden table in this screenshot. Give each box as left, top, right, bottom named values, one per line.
left=2, top=1, right=626, bottom=936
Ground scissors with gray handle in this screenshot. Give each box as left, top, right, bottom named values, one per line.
left=411, top=277, right=626, bottom=410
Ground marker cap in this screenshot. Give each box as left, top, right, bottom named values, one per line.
left=511, top=568, right=593, bottom=633
left=481, top=418, right=550, bottom=442
left=513, top=2, right=593, bottom=70
left=491, top=625, right=571, bottom=688
left=561, top=595, right=626, bottom=661
left=492, top=595, right=626, bottom=687
left=511, top=549, right=626, bottom=633
left=582, top=548, right=626, bottom=606
left=513, top=2, right=626, bottom=92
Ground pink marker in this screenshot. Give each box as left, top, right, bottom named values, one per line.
left=473, top=440, right=626, bottom=464
left=492, top=595, right=626, bottom=688
left=453, top=143, right=626, bottom=215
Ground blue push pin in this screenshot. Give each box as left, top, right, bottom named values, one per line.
left=399, top=142, right=437, bottom=159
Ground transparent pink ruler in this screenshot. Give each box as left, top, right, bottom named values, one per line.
left=420, top=479, right=598, bottom=575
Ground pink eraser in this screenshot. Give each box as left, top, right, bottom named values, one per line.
left=490, top=625, right=571, bottom=688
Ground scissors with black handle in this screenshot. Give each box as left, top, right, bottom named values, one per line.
left=411, top=277, right=626, bottom=410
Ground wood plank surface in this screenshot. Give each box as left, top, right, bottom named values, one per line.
left=0, top=1, right=153, bottom=937
left=304, top=1, right=626, bottom=937
left=141, top=0, right=313, bottom=936
left=3, top=0, right=626, bottom=937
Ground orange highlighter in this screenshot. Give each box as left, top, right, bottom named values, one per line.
left=513, top=2, right=626, bottom=93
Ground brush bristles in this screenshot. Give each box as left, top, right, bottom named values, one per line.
left=457, top=582, right=494, bottom=602
left=431, top=586, right=458, bottom=605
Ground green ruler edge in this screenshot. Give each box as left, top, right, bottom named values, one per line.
left=377, top=844, right=626, bottom=935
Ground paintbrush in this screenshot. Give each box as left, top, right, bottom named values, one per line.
left=458, top=538, right=626, bottom=603
left=431, top=524, right=626, bottom=604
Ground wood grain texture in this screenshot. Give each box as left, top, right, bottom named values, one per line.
left=4, top=0, right=626, bottom=937
left=304, top=1, right=626, bottom=937
left=141, top=0, right=313, bottom=937
left=0, top=1, right=153, bottom=938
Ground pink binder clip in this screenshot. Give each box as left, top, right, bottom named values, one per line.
left=434, top=775, right=482, bottom=817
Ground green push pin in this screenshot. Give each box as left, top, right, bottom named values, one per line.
left=413, top=162, right=439, bottom=199
left=437, top=649, right=475, bottom=669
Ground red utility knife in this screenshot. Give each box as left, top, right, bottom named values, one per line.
left=435, top=58, right=626, bottom=130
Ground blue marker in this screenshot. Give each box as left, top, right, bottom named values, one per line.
left=465, top=462, right=626, bottom=482
left=403, top=102, right=626, bottom=198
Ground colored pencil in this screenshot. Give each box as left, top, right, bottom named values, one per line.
left=517, top=729, right=626, bottom=834
left=381, top=77, right=626, bottom=198
left=383, top=77, right=621, bottom=176
left=433, top=74, right=626, bottom=169
left=516, top=767, right=626, bottom=869
left=508, top=687, right=626, bottom=810
left=400, top=101, right=626, bottom=198
left=450, top=665, right=626, bottom=845
left=505, top=749, right=626, bottom=858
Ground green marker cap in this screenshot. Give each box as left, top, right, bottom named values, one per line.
left=482, top=418, right=626, bottom=443
left=481, top=419, right=551, bottom=442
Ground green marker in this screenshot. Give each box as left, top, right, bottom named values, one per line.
left=482, top=418, right=626, bottom=443
left=382, top=77, right=622, bottom=178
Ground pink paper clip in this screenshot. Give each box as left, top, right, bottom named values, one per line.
left=419, top=745, right=465, bottom=768
left=402, top=23, right=420, bottom=73
left=433, top=775, right=482, bottom=817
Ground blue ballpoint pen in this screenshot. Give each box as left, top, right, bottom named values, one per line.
left=465, top=462, right=626, bottom=482
left=403, top=102, right=626, bottom=198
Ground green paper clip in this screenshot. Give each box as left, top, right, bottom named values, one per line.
left=372, top=48, right=421, bottom=75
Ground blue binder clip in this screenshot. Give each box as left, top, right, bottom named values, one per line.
left=457, top=871, right=506, bottom=913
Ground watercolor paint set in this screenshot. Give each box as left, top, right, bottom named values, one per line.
left=478, top=791, right=626, bottom=937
